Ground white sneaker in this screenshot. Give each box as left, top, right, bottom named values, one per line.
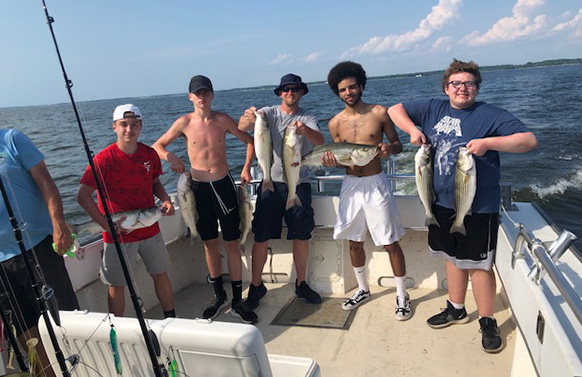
left=342, top=289, right=370, bottom=311
left=395, top=294, right=411, bottom=321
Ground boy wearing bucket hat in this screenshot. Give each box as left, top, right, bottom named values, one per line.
left=238, top=73, right=324, bottom=312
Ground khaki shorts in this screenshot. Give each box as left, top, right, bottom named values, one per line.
left=100, top=233, right=169, bottom=286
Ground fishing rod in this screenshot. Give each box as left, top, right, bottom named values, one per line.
left=0, top=173, right=69, bottom=376
left=40, top=1, right=167, bottom=376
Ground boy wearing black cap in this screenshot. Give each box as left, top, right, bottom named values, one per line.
left=238, top=73, right=324, bottom=311
left=153, top=76, right=257, bottom=324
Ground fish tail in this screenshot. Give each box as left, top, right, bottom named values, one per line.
left=425, top=215, right=439, bottom=228
left=449, top=221, right=466, bottom=236
left=262, top=179, right=275, bottom=192
left=286, top=194, right=302, bottom=210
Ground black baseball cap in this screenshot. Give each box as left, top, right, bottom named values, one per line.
left=189, top=75, right=213, bottom=93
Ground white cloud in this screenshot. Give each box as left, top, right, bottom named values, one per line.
left=341, top=0, right=462, bottom=57
left=305, top=51, right=327, bottom=63
left=270, top=53, right=293, bottom=65
left=431, top=36, right=453, bottom=52
left=553, top=8, right=582, bottom=37
left=461, top=0, right=548, bottom=46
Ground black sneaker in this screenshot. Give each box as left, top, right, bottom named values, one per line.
left=427, top=300, right=469, bottom=328
left=246, top=283, right=267, bottom=310
left=295, top=280, right=322, bottom=304
left=230, top=301, right=258, bottom=324
left=202, top=294, right=228, bottom=320
left=479, top=317, right=502, bottom=353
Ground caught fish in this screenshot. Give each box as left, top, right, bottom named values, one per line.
left=75, top=206, right=163, bottom=235
left=282, top=125, right=302, bottom=209
left=177, top=172, right=199, bottom=239
left=450, top=147, right=477, bottom=235
left=237, top=185, right=252, bottom=245
left=414, top=144, right=438, bottom=227
left=302, top=142, right=380, bottom=167
left=254, top=110, right=274, bottom=192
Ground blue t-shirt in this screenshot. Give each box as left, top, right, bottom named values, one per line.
left=0, top=129, right=53, bottom=261
left=402, top=99, right=530, bottom=213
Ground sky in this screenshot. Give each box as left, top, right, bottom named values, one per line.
left=1, top=0, right=581, bottom=108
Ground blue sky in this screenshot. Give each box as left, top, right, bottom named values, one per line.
left=1, top=0, right=580, bottom=108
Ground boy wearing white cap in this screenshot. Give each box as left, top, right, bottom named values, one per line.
left=77, top=104, right=177, bottom=318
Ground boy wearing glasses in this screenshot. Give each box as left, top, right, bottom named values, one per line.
left=152, top=76, right=258, bottom=324
left=388, top=59, right=537, bottom=353
left=238, top=73, right=324, bottom=312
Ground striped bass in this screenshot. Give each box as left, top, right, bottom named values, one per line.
left=254, top=110, right=274, bottom=192
left=414, top=144, right=438, bottom=227
left=177, top=172, right=199, bottom=239
left=282, top=125, right=302, bottom=209
left=302, top=142, right=380, bottom=167
left=75, top=206, right=163, bottom=235
left=451, top=147, right=477, bottom=235
left=237, top=185, right=252, bottom=245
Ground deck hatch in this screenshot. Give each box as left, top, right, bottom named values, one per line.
left=271, top=297, right=357, bottom=329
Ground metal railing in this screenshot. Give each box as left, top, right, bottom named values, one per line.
left=512, top=225, right=582, bottom=327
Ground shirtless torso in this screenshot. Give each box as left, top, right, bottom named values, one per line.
left=153, top=90, right=253, bottom=182
left=329, top=103, right=402, bottom=177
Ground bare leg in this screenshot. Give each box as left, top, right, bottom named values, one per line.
left=151, top=272, right=174, bottom=312
left=348, top=241, right=366, bottom=268
left=384, top=241, right=406, bottom=277
left=251, top=241, right=269, bottom=286
left=293, top=239, right=309, bottom=283
left=447, top=260, right=469, bottom=304
left=469, top=268, right=497, bottom=317
left=203, top=238, right=222, bottom=278
left=108, top=285, right=125, bottom=317
left=224, top=239, right=242, bottom=281
left=19, top=326, right=56, bottom=377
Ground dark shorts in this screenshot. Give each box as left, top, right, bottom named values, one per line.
left=252, top=181, right=315, bottom=242
left=192, top=174, right=241, bottom=242
left=428, top=205, right=499, bottom=270
left=0, top=236, right=79, bottom=335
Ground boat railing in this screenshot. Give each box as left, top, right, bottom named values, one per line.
left=512, top=224, right=582, bottom=326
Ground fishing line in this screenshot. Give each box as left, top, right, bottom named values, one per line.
left=40, top=1, right=167, bottom=376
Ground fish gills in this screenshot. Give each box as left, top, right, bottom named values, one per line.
left=254, top=111, right=274, bottom=192
left=282, top=125, right=302, bottom=210
left=177, top=172, right=199, bottom=239
left=237, top=185, right=253, bottom=245
left=450, top=147, right=477, bottom=235
left=414, top=144, right=438, bottom=227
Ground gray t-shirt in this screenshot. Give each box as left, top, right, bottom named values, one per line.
left=259, top=105, right=320, bottom=183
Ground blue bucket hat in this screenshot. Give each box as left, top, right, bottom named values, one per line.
left=274, top=73, right=309, bottom=96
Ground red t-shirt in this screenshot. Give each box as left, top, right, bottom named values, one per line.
left=80, top=142, right=162, bottom=243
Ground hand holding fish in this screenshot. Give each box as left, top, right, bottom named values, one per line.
left=378, top=142, right=392, bottom=158
left=161, top=200, right=175, bottom=216
left=321, top=150, right=339, bottom=167
left=409, top=129, right=427, bottom=146
left=293, top=120, right=307, bottom=135
left=465, top=138, right=489, bottom=156
left=243, top=107, right=258, bottom=124
left=167, top=152, right=186, bottom=173
left=240, top=167, right=252, bottom=186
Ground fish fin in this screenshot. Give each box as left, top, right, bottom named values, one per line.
left=286, top=195, right=302, bottom=210
left=262, top=179, right=275, bottom=192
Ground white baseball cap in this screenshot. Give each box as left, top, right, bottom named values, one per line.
left=113, top=104, right=142, bottom=122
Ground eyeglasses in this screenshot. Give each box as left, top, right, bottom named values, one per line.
left=448, top=81, right=478, bottom=89
left=280, top=86, right=302, bottom=93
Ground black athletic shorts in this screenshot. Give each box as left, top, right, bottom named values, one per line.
left=0, top=236, right=79, bottom=335
left=428, top=205, right=499, bottom=270
left=252, top=181, right=315, bottom=242
left=191, top=174, right=241, bottom=242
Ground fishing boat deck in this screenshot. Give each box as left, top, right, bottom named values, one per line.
left=146, top=281, right=517, bottom=377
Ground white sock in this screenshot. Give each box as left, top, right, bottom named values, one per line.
left=394, top=276, right=406, bottom=297
left=450, top=301, right=465, bottom=310
left=353, top=266, right=368, bottom=292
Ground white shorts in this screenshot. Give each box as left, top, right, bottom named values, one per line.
left=333, top=172, right=405, bottom=246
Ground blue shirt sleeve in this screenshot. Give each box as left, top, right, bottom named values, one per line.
left=11, top=130, right=45, bottom=171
